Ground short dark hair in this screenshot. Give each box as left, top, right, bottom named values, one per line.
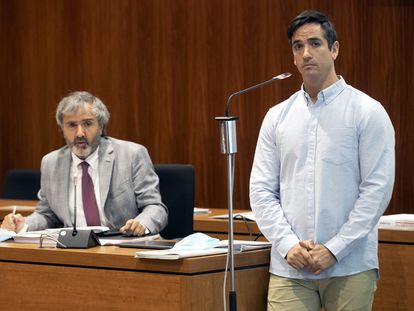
left=287, top=10, right=337, bottom=49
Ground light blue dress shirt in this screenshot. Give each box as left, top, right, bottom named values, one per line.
left=250, top=77, right=395, bottom=279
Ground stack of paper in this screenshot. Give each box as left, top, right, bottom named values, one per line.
left=193, top=207, right=210, bottom=215
left=135, top=247, right=228, bottom=260
left=217, top=240, right=272, bottom=251
left=379, top=214, right=414, bottom=230
left=13, top=231, right=57, bottom=244
left=98, top=234, right=160, bottom=246
left=135, top=240, right=271, bottom=260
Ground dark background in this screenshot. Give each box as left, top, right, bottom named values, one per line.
left=0, top=0, right=412, bottom=215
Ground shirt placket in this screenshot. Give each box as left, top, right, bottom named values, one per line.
left=305, top=102, right=321, bottom=240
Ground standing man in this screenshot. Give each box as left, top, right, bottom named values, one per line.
left=2, top=91, right=168, bottom=236
left=250, top=10, right=395, bottom=310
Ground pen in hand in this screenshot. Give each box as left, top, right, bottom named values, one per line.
left=12, top=206, right=18, bottom=229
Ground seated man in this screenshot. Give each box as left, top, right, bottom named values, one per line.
left=1, top=91, right=168, bottom=236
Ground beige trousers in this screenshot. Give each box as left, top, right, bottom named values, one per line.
left=267, top=270, right=377, bottom=311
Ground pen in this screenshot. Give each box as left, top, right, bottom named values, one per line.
left=12, top=206, right=17, bottom=227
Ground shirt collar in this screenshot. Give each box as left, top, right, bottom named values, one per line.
left=301, top=76, right=347, bottom=106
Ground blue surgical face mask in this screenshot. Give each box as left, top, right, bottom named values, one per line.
left=0, top=228, right=15, bottom=242
left=172, top=232, right=220, bottom=251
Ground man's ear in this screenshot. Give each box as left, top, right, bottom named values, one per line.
left=331, top=41, right=339, bottom=60
left=100, top=125, right=106, bottom=137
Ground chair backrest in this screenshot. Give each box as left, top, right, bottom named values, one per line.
left=1, top=169, right=41, bottom=200
left=154, top=164, right=195, bottom=239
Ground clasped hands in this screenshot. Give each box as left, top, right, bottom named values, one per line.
left=286, top=240, right=336, bottom=275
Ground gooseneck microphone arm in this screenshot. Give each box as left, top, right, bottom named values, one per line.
left=225, top=72, right=292, bottom=116
left=73, top=175, right=78, bottom=236
left=216, top=72, right=292, bottom=311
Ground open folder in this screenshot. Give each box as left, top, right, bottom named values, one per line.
left=135, top=240, right=271, bottom=260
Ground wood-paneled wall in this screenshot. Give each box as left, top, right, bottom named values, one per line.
left=0, top=0, right=412, bottom=215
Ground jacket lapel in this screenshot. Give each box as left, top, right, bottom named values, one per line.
left=98, top=137, right=115, bottom=209
left=55, top=147, right=72, bottom=225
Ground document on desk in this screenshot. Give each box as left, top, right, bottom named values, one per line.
left=135, top=240, right=271, bottom=260
left=135, top=247, right=228, bottom=260
left=193, top=207, right=210, bottom=215
left=217, top=240, right=272, bottom=251
left=379, top=214, right=414, bottom=230
left=98, top=234, right=160, bottom=246
left=12, top=230, right=58, bottom=245
left=211, top=211, right=256, bottom=222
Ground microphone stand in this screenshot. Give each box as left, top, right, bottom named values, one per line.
left=73, top=175, right=78, bottom=236
left=215, top=115, right=238, bottom=311
left=215, top=72, right=291, bottom=311
left=57, top=174, right=99, bottom=248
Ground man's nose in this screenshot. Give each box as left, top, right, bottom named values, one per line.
left=75, top=124, right=85, bottom=137
left=303, top=45, right=312, bottom=59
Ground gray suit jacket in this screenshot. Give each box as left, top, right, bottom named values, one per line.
left=26, top=137, right=168, bottom=233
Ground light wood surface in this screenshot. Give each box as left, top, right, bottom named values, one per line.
left=0, top=199, right=37, bottom=220
left=375, top=242, right=414, bottom=311
left=0, top=242, right=270, bottom=274
left=378, top=228, right=414, bottom=244
left=0, top=242, right=270, bottom=310
left=2, top=202, right=414, bottom=310
left=194, top=208, right=262, bottom=241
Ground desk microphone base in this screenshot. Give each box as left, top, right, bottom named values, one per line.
left=57, top=229, right=99, bottom=248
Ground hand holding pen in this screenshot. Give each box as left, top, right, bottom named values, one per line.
left=0, top=206, right=25, bottom=233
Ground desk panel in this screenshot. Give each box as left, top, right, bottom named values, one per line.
left=0, top=242, right=270, bottom=310
left=374, top=242, right=414, bottom=311
left=3, top=202, right=413, bottom=310
left=195, top=208, right=414, bottom=310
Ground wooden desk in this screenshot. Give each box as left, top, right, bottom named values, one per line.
left=194, top=208, right=263, bottom=241
left=195, top=208, right=414, bottom=311
left=374, top=229, right=414, bottom=311
left=2, top=202, right=413, bottom=310
left=0, top=242, right=270, bottom=310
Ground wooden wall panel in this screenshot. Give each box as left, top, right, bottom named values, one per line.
left=0, top=0, right=412, bottom=215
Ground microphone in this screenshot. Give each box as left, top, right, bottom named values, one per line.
left=225, top=72, right=292, bottom=116
left=216, top=72, right=292, bottom=154
left=57, top=172, right=99, bottom=248
left=215, top=71, right=291, bottom=311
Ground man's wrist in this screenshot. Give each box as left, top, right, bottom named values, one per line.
left=17, top=223, right=28, bottom=234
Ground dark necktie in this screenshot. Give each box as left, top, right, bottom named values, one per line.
left=81, top=161, right=101, bottom=226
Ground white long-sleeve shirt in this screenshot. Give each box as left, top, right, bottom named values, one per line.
left=250, top=77, right=395, bottom=279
